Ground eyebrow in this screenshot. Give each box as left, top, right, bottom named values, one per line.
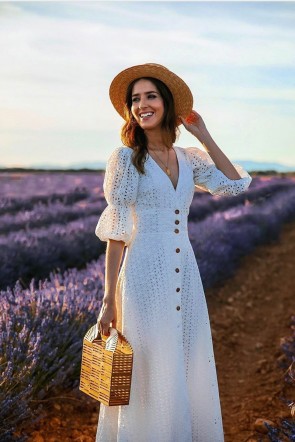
left=131, top=90, right=159, bottom=97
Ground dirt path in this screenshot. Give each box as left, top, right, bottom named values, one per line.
left=207, top=221, right=295, bottom=441
left=25, top=221, right=295, bottom=442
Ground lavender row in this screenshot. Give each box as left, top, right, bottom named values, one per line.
left=0, top=170, right=105, bottom=217
left=2, top=178, right=293, bottom=237
left=247, top=175, right=295, bottom=189
left=190, top=186, right=295, bottom=289
left=189, top=178, right=295, bottom=223
left=265, top=316, right=295, bottom=441
left=0, top=255, right=106, bottom=440
left=0, top=175, right=293, bottom=238
left=0, top=172, right=289, bottom=224
left=0, top=187, right=91, bottom=216
left=0, top=171, right=104, bottom=199
left=0, top=199, right=107, bottom=235
left=0, top=215, right=105, bottom=290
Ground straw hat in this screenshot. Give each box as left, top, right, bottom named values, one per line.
left=109, top=63, right=193, bottom=126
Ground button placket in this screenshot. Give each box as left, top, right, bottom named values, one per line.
left=174, top=209, right=181, bottom=316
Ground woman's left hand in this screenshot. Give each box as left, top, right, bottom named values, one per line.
left=179, top=110, right=209, bottom=143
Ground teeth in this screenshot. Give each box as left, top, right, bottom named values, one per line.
left=140, top=112, right=153, bottom=118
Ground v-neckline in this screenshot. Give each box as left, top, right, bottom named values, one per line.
left=147, top=146, right=181, bottom=193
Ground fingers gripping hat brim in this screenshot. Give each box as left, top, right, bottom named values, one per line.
left=109, top=63, right=193, bottom=126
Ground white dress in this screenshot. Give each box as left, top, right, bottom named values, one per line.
left=95, top=145, right=252, bottom=442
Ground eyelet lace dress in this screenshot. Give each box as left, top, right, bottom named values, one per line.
left=95, top=145, right=252, bottom=442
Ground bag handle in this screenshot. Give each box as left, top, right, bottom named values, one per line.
left=85, top=324, right=119, bottom=353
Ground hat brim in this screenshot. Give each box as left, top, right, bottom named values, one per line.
left=109, top=63, right=193, bottom=127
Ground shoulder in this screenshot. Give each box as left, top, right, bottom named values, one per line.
left=176, top=145, right=208, bottom=162
left=182, top=146, right=203, bottom=155
left=107, top=146, right=134, bottom=166
left=174, top=145, right=202, bottom=155
left=105, top=146, right=140, bottom=179
left=109, top=145, right=133, bottom=159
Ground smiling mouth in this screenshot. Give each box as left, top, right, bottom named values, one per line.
left=139, top=112, right=154, bottom=119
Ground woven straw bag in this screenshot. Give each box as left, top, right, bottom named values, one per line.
left=79, top=324, right=133, bottom=406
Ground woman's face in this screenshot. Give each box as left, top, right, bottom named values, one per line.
left=131, top=79, right=165, bottom=131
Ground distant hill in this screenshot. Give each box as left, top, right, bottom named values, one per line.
left=67, top=161, right=107, bottom=170
left=234, top=160, right=295, bottom=173
left=0, top=159, right=294, bottom=173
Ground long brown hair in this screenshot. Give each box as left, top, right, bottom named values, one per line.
left=121, top=77, right=180, bottom=174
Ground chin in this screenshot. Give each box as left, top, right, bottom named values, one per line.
left=140, top=122, right=161, bottom=131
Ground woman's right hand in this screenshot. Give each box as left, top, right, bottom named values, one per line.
left=97, top=298, right=117, bottom=336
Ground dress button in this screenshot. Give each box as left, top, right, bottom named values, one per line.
left=175, top=220, right=180, bottom=225
left=176, top=287, right=180, bottom=292
left=176, top=306, right=181, bottom=311
left=175, top=209, right=180, bottom=214
left=175, top=268, right=180, bottom=273
left=174, top=229, right=179, bottom=234
left=176, top=248, right=180, bottom=253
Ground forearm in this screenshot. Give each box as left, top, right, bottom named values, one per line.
left=103, top=239, right=125, bottom=303
left=181, top=110, right=243, bottom=180
left=199, top=131, right=242, bottom=180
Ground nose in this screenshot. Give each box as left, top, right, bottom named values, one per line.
left=138, top=97, right=147, bottom=109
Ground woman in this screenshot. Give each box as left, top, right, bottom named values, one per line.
left=95, top=63, right=252, bottom=442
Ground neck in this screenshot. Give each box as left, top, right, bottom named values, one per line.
left=145, top=129, right=171, bottom=152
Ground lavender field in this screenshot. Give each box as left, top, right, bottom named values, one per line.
left=1, top=171, right=295, bottom=440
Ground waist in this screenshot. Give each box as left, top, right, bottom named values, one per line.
left=132, top=207, right=189, bottom=235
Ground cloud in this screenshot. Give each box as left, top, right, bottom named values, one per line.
left=0, top=1, right=294, bottom=166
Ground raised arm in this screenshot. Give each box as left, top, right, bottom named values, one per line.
left=180, top=110, right=252, bottom=196
left=180, top=110, right=246, bottom=179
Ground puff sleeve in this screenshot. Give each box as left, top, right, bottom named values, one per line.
left=95, top=146, right=139, bottom=245
left=186, top=146, right=252, bottom=196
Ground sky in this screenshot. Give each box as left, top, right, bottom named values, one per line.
left=1, top=1, right=295, bottom=168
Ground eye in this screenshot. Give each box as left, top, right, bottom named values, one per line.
left=148, top=94, right=157, bottom=99
left=131, top=97, right=139, bottom=103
